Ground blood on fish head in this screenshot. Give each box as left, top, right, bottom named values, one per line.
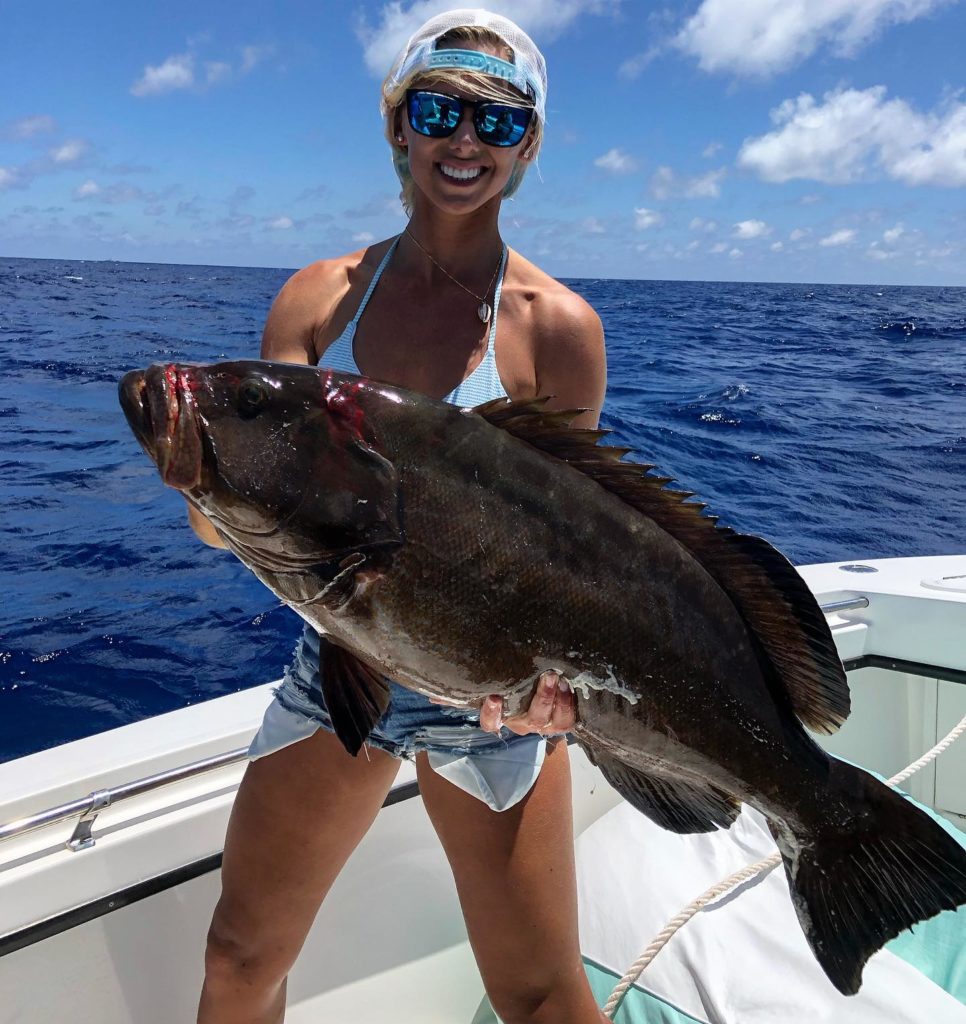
left=119, top=360, right=403, bottom=564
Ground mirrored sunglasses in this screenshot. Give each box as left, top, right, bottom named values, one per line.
left=406, top=89, right=533, bottom=148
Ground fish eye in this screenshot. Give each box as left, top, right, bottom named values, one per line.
left=237, top=378, right=269, bottom=417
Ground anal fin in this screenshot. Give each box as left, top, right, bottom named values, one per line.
left=321, top=643, right=391, bottom=756
left=588, top=747, right=740, bottom=834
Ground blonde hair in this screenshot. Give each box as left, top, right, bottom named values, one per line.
left=381, top=25, right=543, bottom=214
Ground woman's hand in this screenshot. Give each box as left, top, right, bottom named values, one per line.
left=481, top=671, right=574, bottom=736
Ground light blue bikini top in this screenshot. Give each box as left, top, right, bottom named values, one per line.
left=323, top=236, right=510, bottom=407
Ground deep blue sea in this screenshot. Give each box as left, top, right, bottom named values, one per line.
left=1, top=257, right=964, bottom=763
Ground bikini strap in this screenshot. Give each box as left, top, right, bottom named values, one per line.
left=486, top=245, right=509, bottom=352
left=348, top=236, right=400, bottom=330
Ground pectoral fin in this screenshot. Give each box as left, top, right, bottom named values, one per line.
left=586, top=746, right=740, bottom=834
left=320, top=643, right=391, bottom=756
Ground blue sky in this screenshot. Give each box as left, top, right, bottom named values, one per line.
left=2, top=0, right=964, bottom=284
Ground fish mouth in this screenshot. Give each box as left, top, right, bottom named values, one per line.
left=119, top=364, right=203, bottom=491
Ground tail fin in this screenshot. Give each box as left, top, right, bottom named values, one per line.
left=780, top=761, right=966, bottom=995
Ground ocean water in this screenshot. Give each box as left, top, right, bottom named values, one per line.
left=1, top=257, right=964, bottom=762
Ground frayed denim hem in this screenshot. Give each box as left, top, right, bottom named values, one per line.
left=270, top=681, right=531, bottom=762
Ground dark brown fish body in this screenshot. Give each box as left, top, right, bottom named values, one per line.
left=120, top=359, right=966, bottom=996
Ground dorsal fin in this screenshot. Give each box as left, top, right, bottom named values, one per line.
left=472, top=397, right=849, bottom=734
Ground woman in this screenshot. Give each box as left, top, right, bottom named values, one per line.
left=190, top=12, right=608, bottom=1023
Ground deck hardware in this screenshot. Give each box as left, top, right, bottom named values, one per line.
left=839, top=564, right=878, bottom=573
left=820, top=596, right=870, bottom=614
left=66, top=790, right=112, bottom=852
left=0, top=747, right=249, bottom=849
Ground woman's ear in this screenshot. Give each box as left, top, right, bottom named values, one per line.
left=519, top=132, right=538, bottom=162
left=393, top=108, right=407, bottom=146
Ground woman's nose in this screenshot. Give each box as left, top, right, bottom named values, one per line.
left=450, top=109, right=480, bottom=148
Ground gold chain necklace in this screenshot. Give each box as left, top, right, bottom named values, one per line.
left=404, top=229, right=503, bottom=324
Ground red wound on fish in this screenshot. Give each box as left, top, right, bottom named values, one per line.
left=321, top=369, right=368, bottom=443
left=164, top=364, right=180, bottom=437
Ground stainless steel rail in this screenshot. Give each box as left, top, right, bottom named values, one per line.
left=0, top=594, right=875, bottom=852
left=821, top=596, right=870, bottom=614
left=0, top=747, right=248, bottom=851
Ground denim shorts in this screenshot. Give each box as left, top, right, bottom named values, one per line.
left=248, top=623, right=548, bottom=811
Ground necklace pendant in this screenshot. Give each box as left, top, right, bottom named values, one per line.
left=478, top=301, right=492, bottom=324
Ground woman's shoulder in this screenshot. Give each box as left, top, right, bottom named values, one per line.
left=506, top=248, right=602, bottom=339
left=282, top=237, right=397, bottom=309
left=506, top=248, right=606, bottom=427
left=261, top=238, right=397, bottom=362
left=262, top=239, right=398, bottom=361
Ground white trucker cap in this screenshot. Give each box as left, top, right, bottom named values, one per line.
left=382, top=9, right=548, bottom=123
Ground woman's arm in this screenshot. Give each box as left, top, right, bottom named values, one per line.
left=482, top=289, right=607, bottom=735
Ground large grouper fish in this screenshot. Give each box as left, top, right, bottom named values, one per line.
left=119, top=360, right=966, bottom=995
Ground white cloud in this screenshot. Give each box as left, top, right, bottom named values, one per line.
left=50, top=139, right=88, bottom=164
left=205, top=61, right=232, bottom=86
left=675, top=0, right=952, bottom=77
left=883, top=223, right=905, bottom=243
left=867, top=243, right=899, bottom=260
left=789, top=227, right=808, bottom=241
left=618, top=45, right=662, bottom=80
left=358, top=1, right=618, bottom=77
left=634, top=207, right=663, bottom=230
left=0, top=167, right=17, bottom=190
left=353, top=230, right=376, bottom=243
left=689, top=216, right=718, bottom=232
left=770, top=241, right=784, bottom=251
left=269, top=216, right=294, bottom=230
left=75, top=181, right=167, bottom=204
left=240, top=45, right=273, bottom=74
left=739, top=87, right=966, bottom=188
left=710, top=241, right=728, bottom=253
left=9, top=114, right=56, bottom=138
left=702, top=141, right=722, bottom=158
left=733, top=219, right=770, bottom=239
left=131, top=43, right=271, bottom=97
left=594, top=147, right=637, bottom=174
left=819, top=228, right=856, bottom=246
left=131, top=54, right=195, bottom=96
left=729, top=247, right=743, bottom=259
left=651, top=165, right=725, bottom=199
left=582, top=216, right=606, bottom=234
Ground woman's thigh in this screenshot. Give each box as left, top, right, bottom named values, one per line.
left=416, top=739, right=605, bottom=1023
left=210, top=725, right=401, bottom=970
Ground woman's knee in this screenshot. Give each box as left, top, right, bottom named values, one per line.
left=486, top=965, right=602, bottom=1024
left=486, top=984, right=584, bottom=1024
left=203, top=906, right=294, bottom=993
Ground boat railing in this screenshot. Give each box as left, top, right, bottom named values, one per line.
left=0, top=746, right=249, bottom=852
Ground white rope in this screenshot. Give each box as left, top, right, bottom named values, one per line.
left=602, top=711, right=966, bottom=1019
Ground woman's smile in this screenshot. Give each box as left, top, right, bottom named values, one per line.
left=436, top=161, right=487, bottom=186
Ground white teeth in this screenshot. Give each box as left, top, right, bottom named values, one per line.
left=440, top=164, right=482, bottom=181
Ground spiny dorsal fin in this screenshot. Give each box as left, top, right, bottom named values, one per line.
left=472, top=397, right=849, bottom=734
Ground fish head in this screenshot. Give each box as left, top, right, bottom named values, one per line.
left=119, top=360, right=403, bottom=566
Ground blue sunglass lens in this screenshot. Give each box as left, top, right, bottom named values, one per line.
left=475, top=105, right=530, bottom=146
left=408, top=92, right=460, bottom=136
left=406, top=91, right=532, bottom=147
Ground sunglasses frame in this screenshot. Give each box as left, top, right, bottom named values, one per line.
left=405, top=89, right=534, bottom=149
